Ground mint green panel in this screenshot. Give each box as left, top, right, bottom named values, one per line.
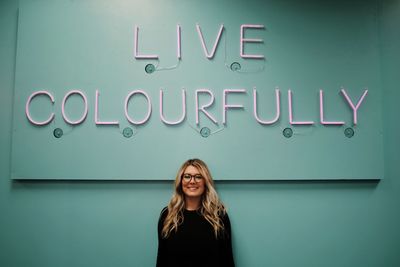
left=12, top=0, right=383, bottom=180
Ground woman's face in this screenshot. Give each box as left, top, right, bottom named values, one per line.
left=181, top=165, right=205, bottom=199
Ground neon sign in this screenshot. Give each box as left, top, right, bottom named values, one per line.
left=134, top=24, right=265, bottom=60
left=25, top=24, right=368, bottom=129
left=25, top=88, right=367, bottom=126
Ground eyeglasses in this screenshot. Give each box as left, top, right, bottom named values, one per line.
left=182, top=173, right=203, bottom=183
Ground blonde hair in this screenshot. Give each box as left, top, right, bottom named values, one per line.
left=161, top=158, right=226, bottom=239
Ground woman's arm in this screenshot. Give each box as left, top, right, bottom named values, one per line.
left=156, top=207, right=168, bottom=267
left=221, top=213, right=235, bottom=267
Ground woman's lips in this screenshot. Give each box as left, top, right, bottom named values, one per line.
left=187, top=187, right=198, bottom=190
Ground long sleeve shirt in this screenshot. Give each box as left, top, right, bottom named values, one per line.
left=156, top=208, right=235, bottom=267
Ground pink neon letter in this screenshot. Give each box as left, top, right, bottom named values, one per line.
left=95, top=90, right=119, bottom=125
left=319, top=90, right=344, bottom=125
left=124, top=90, right=152, bottom=125
left=195, top=89, right=218, bottom=125
left=177, top=24, right=181, bottom=59
left=61, top=90, right=88, bottom=125
left=240, top=24, right=265, bottom=59
left=288, top=90, right=314, bottom=125
left=253, top=88, right=280, bottom=125
left=25, top=90, right=55, bottom=126
left=159, top=89, right=186, bottom=125
left=341, top=88, right=368, bottom=125
left=196, top=24, right=224, bottom=59
left=134, top=25, right=159, bottom=59
left=223, top=89, right=246, bottom=124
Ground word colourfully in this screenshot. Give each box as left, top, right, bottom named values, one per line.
left=25, top=88, right=367, bottom=127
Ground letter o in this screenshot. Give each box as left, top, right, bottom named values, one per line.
left=61, top=90, right=88, bottom=125
left=124, top=90, right=152, bottom=125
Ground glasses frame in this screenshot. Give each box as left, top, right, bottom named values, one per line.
left=182, top=173, right=203, bottom=183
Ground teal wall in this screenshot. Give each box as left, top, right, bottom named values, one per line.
left=1, top=0, right=400, bottom=266
left=12, top=0, right=384, bottom=181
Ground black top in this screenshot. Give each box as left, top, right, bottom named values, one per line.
left=156, top=207, right=235, bottom=267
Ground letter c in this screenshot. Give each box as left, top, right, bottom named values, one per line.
left=25, top=91, right=55, bottom=126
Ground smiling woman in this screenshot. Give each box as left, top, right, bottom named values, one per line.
left=156, top=159, right=235, bottom=267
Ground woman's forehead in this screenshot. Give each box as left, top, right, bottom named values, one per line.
left=184, top=165, right=200, bottom=174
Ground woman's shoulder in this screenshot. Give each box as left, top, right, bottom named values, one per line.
left=159, top=206, right=168, bottom=220
left=160, top=206, right=168, bottom=214
left=218, top=206, right=230, bottom=218
left=219, top=209, right=232, bottom=227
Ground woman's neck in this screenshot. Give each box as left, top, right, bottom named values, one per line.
left=185, top=196, right=201, bottom=211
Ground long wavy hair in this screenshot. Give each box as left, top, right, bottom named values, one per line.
left=161, top=158, right=227, bottom=239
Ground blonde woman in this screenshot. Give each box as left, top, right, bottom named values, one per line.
left=156, top=159, right=235, bottom=267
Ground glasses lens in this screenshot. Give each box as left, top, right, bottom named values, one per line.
left=194, top=175, right=203, bottom=181
left=183, top=174, right=191, bottom=180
